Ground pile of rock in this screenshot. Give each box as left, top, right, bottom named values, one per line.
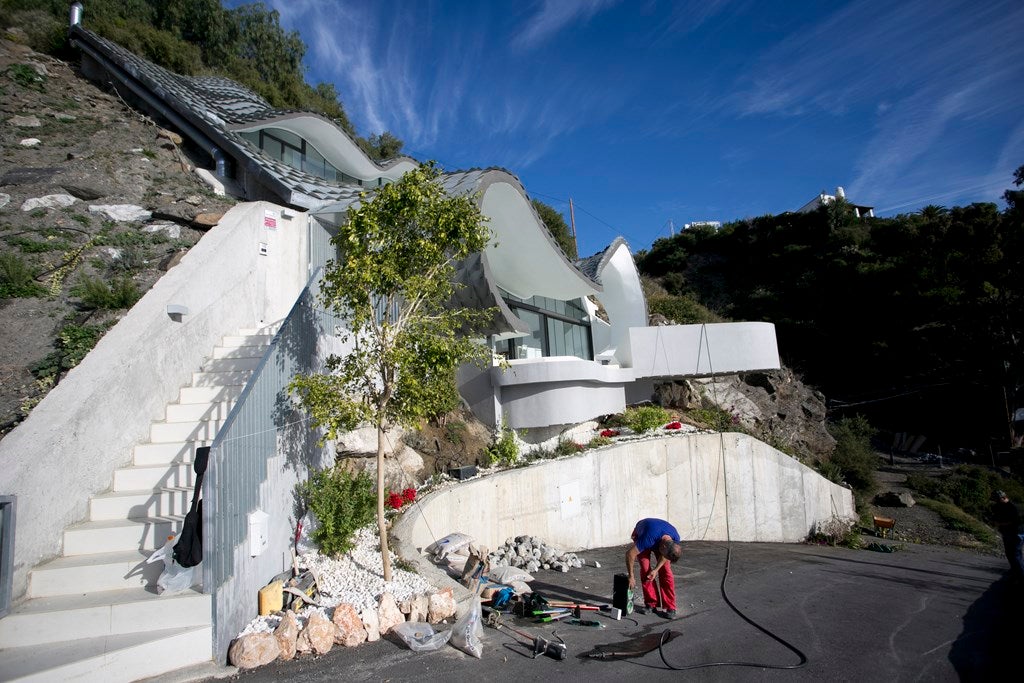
left=229, top=588, right=457, bottom=669
left=488, top=536, right=585, bottom=574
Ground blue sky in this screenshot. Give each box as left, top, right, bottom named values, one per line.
left=239, top=0, right=1023, bottom=257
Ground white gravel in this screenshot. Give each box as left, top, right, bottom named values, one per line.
left=237, top=525, right=431, bottom=637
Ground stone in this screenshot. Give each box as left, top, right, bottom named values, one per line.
left=274, top=611, right=299, bottom=661
left=142, top=222, right=181, bottom=239
left=0, top=193, right=9, bottom=209
left=332, top=603, right=367, bottom=647
left=192, top=211, right=224, bottom=228
left=297, top=612, right=334, bottom=655
left=875, top=491, right=916, bottom=508
left=61, top=182, right=111, bottom=201
left=377, top=593, right=404, bottom=634
left=184, top=194, right=203, bottom=206
left=152, top=203, right=198, bottom=223
left=228, top=632, right=280, bottom=669
left=21, top=194, right=77, bottom=212
left=9, top=115, right=40, bottom=127
left=54, top=112, right=76, bottom=122
left=427, top=587, right=456, bottom=623
left=160, top=249, right=188, bottom=271
left=157, top=128, right=183, bottom=145
left=361, top=606, right=381, bottom=642
left=19, top=138, right=40, bottom=147
left=89, top=204, right=152, bottom=222
left=400, top=594, right=429, bottom=623
left=1, top=166, right=62, bottom=186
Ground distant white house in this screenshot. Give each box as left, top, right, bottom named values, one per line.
left=796, top=186, right=875, bottom=218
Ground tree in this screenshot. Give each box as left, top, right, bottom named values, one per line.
left=289, top=163, right=491, bottom=580
left=357, top=131, right=405, bottom=161
left=531, top=200, right=577, bottom=260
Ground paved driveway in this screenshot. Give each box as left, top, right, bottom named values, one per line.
left=220, top=541, right=1015, bottom=682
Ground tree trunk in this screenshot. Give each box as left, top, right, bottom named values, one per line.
left=377, top=420, right=392, bottom=582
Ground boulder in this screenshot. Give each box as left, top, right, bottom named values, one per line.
left=142, top=222, right=181, bottom=239
left=332, top=603, right=367, bottom=647
left=297, top=612, right=335, bottom=655
left=1, top=166, right=62, bottom=186
left=0, top=193, right=9, bottom=209
left=427, top=587, right=456, bottom=623
left=21, top=194, right=77, bottom=212
left=361, top=606, right=381, bottom=642
left=875, top=491, right=916, bottom=508
left=274, top=611, right=299, bottom=661
left=61, top=182, right=111, bottom=201
left=228, top=632, right=280, bottom=669
left=193, top=211, right=224, bottom=228
left=399, top=594, right=429, bottom=623
left=88, top=204, right=152, bottom=222
left=9, top=115, right=40, bottom=127
left=377, top=593, right=404, bottom=634
left=157, top=128, right=183, bottom=145
left=19, top=138, right=40, bottom=147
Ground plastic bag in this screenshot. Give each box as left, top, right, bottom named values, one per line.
left=296, top=511, right=321, bottom=556
left=449, top=600, right=484, bottom=658
left=148, top=534, right=195, bottom=595
left=392, top=622, right=452, bottom=652
left=426, top=532, right=474, bottom=560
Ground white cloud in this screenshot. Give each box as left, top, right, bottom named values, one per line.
left=513, top=0, right=619, bottom=50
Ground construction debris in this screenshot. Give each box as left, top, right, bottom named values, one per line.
left=488, top=535, right=586, bottom=574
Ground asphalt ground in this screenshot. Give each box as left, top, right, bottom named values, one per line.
left=219, top=540, right=1018, bottom=682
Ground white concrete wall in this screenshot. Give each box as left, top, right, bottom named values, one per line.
left=0, top=202, right=309, bottom=600
left=401, top=433, right=854, bottom=554
left=595, top=243, right=648, bottom=366
left=629, top=322, right=780, bottom=378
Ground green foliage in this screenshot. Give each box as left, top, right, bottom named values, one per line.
left=6, top=63, right=46, bottom=90
left=357, top=131, right=405, bottom=161
left=298, top=468, right=376, bottom=557
left=623, top=405, right=670, bottom=433
left=0, top=253, right=46, bottom=298
left=444, top=420, right=466, bottom=445
left=690, top=404, right=739, bottom=432
left=587, top=435, right=613, bottom=449
left=531, top=200, right=577, bottom=260
left=31, top=322, right=113, bottom=380
left=647, top=292, right=719, bottom=324
left=72, top=275, right=141, bottom=310
left=807, top=516, right=861, bottom=549
left=484, top=425, right=519, bottom=466
left=554, top=439, right=585, bottom=456
left=906, top=465, right=1024, bottom=523
left=827, top=416, right=879, bottom=496
left=916, top=498, right=996, bottom=546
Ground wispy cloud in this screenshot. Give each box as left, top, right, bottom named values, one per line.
left=512, top=0, right=619, bottom=50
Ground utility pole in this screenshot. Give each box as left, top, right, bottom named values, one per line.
left=568, top=197, right=578, bottom=256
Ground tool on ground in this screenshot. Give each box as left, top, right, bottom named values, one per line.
left=546, top=599, right=621, bottom=620
left=483, top=607, right=568, bottom=660
left=535, top=612, right=572, bottom=623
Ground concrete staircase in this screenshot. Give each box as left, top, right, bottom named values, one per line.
left=0, top=327, right=275, bottom=682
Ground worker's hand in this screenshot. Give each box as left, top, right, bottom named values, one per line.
left=645, top=570, right=657, bottom=583
left=628, top=575, right=635, bottom=589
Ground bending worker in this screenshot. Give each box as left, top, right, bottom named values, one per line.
left=625, top=517, right=683, bottom=618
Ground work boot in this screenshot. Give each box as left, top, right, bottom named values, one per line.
left=656, top=609, right=677, bottom=619
left=634, top=605, right=651, bottom=615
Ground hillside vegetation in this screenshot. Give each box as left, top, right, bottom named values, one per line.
left=0, top=0, right=403, bottom=160
left=638, top=170, right=1024, bottom=452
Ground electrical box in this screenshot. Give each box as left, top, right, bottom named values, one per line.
left=248, top=510, right=269, bottom=557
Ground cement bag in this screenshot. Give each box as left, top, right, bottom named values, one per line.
left=426, top=533, right=474, bottom=560
left=393, top=622, right=452, bottom=652
left=449, top=600, right=484, bottom=658
left=487, top=566, right=534, bottom=584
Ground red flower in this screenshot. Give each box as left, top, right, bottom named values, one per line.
left=387, top=492, right=404, bottom=510
left=664, top=421, right=683, bottom=430
left=600, top=429, right=620, bottom=438
left=402, top=487, right=417, bottom=503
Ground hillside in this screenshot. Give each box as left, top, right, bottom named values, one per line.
left=0, top=29, right=235, bottom=434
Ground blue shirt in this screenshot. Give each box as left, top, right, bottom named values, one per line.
left=632, top=518, right=680, bottom=553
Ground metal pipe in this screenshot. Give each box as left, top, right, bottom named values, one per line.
left=69, top=2, right=83, bottom=27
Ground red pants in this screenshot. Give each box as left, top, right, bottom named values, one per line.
left=638, top=549, right=676, bottom=610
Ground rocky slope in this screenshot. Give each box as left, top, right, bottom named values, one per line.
left=0, top=30, right=235, bottom=435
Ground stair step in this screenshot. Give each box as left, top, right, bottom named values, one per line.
left=90, top=487, right=192, bottom=521
left=178, top=384, right=244, bottom=404
left=0, top=587, right=209, bottom=648
left=165, top=400, right=234, bottom=422
left=190, top=370, right=252, bottom=386
left=150, top=419, right=224, bottom=443
left=114, top=463, right=194, bottom=492
left=29, top=550, right=159, bottom=597
left=237, top=324, right=279, bottom=336
left=0, top=625, right=212, bottom=682
left=63, top=516, right=183, bottom=556
left=132, top=441, right=205, bottom=467
left=201, top=356, right=261, bottom=373
left=211, top=343, right=266, bottom=359
left=220, top=334, right=274, bottom=347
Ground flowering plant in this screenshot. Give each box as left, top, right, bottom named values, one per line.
left=600, top=429, right=620, bottom=438
left=664, top=421, right=683, bottom=430
left=387, top=492, right=405, bottom=510
left=402, top=487, right=417, bottom=503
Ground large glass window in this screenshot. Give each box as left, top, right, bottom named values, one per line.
left=496, top=290, right=592, bottom=360
left=236, top=128, right=367, bottom=185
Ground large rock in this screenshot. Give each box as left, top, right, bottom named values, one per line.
left=332, top=603, right=367, bottom=647
left=337, top=441, right=425, bottom=490
left=88, top=204, right=152, bottom=222
left=21, top=194, right=77, bottom=212
left=875, top=491, right=916, bottom=508
left=427, top=587, right=456, bottom=623
left=228, top=632, right=280, bottom=670
left=274, top=610, right=299, bottom=661
left=1, top=167, right=62, bottom=186
left=61, top=181, right=112, bottom=201
left=361, top=606, right=381, bottom=642
left=9, top=115, right=40, bottom=127
left=297, top=612, right=335, bottom=655
left=400, top=594, right=429, bottom=623
left=377, top=593, right=404, bottom=634
left=0, top=193, right=9, bottom=209
left=142, top=222, right=181, bottom=239
left=192, top=211, right=224, bottom=228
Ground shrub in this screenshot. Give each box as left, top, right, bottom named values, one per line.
left=906, top=465, right=1024, bottom=524
left=624, top=405, right=670, bottom=433
left=587, top=435, right=613, bottom=449
left=72, top=275, right=141, bottom=310
left=31, top=322, right=112, bottom=380
left=689, top=404, right=740, bottom=432
left=298, top=468, right=376, bottom=557
left=484, top=425, right=519, bottom=466
left=916, top=498, right=996, bottom=546
left=0, top=253, right=46, bottom=298
left=555, top=440, right=584, bottom=456
left=807, top=515, right=861, bottom=548
left=827, top=415, right=879, bottom=497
